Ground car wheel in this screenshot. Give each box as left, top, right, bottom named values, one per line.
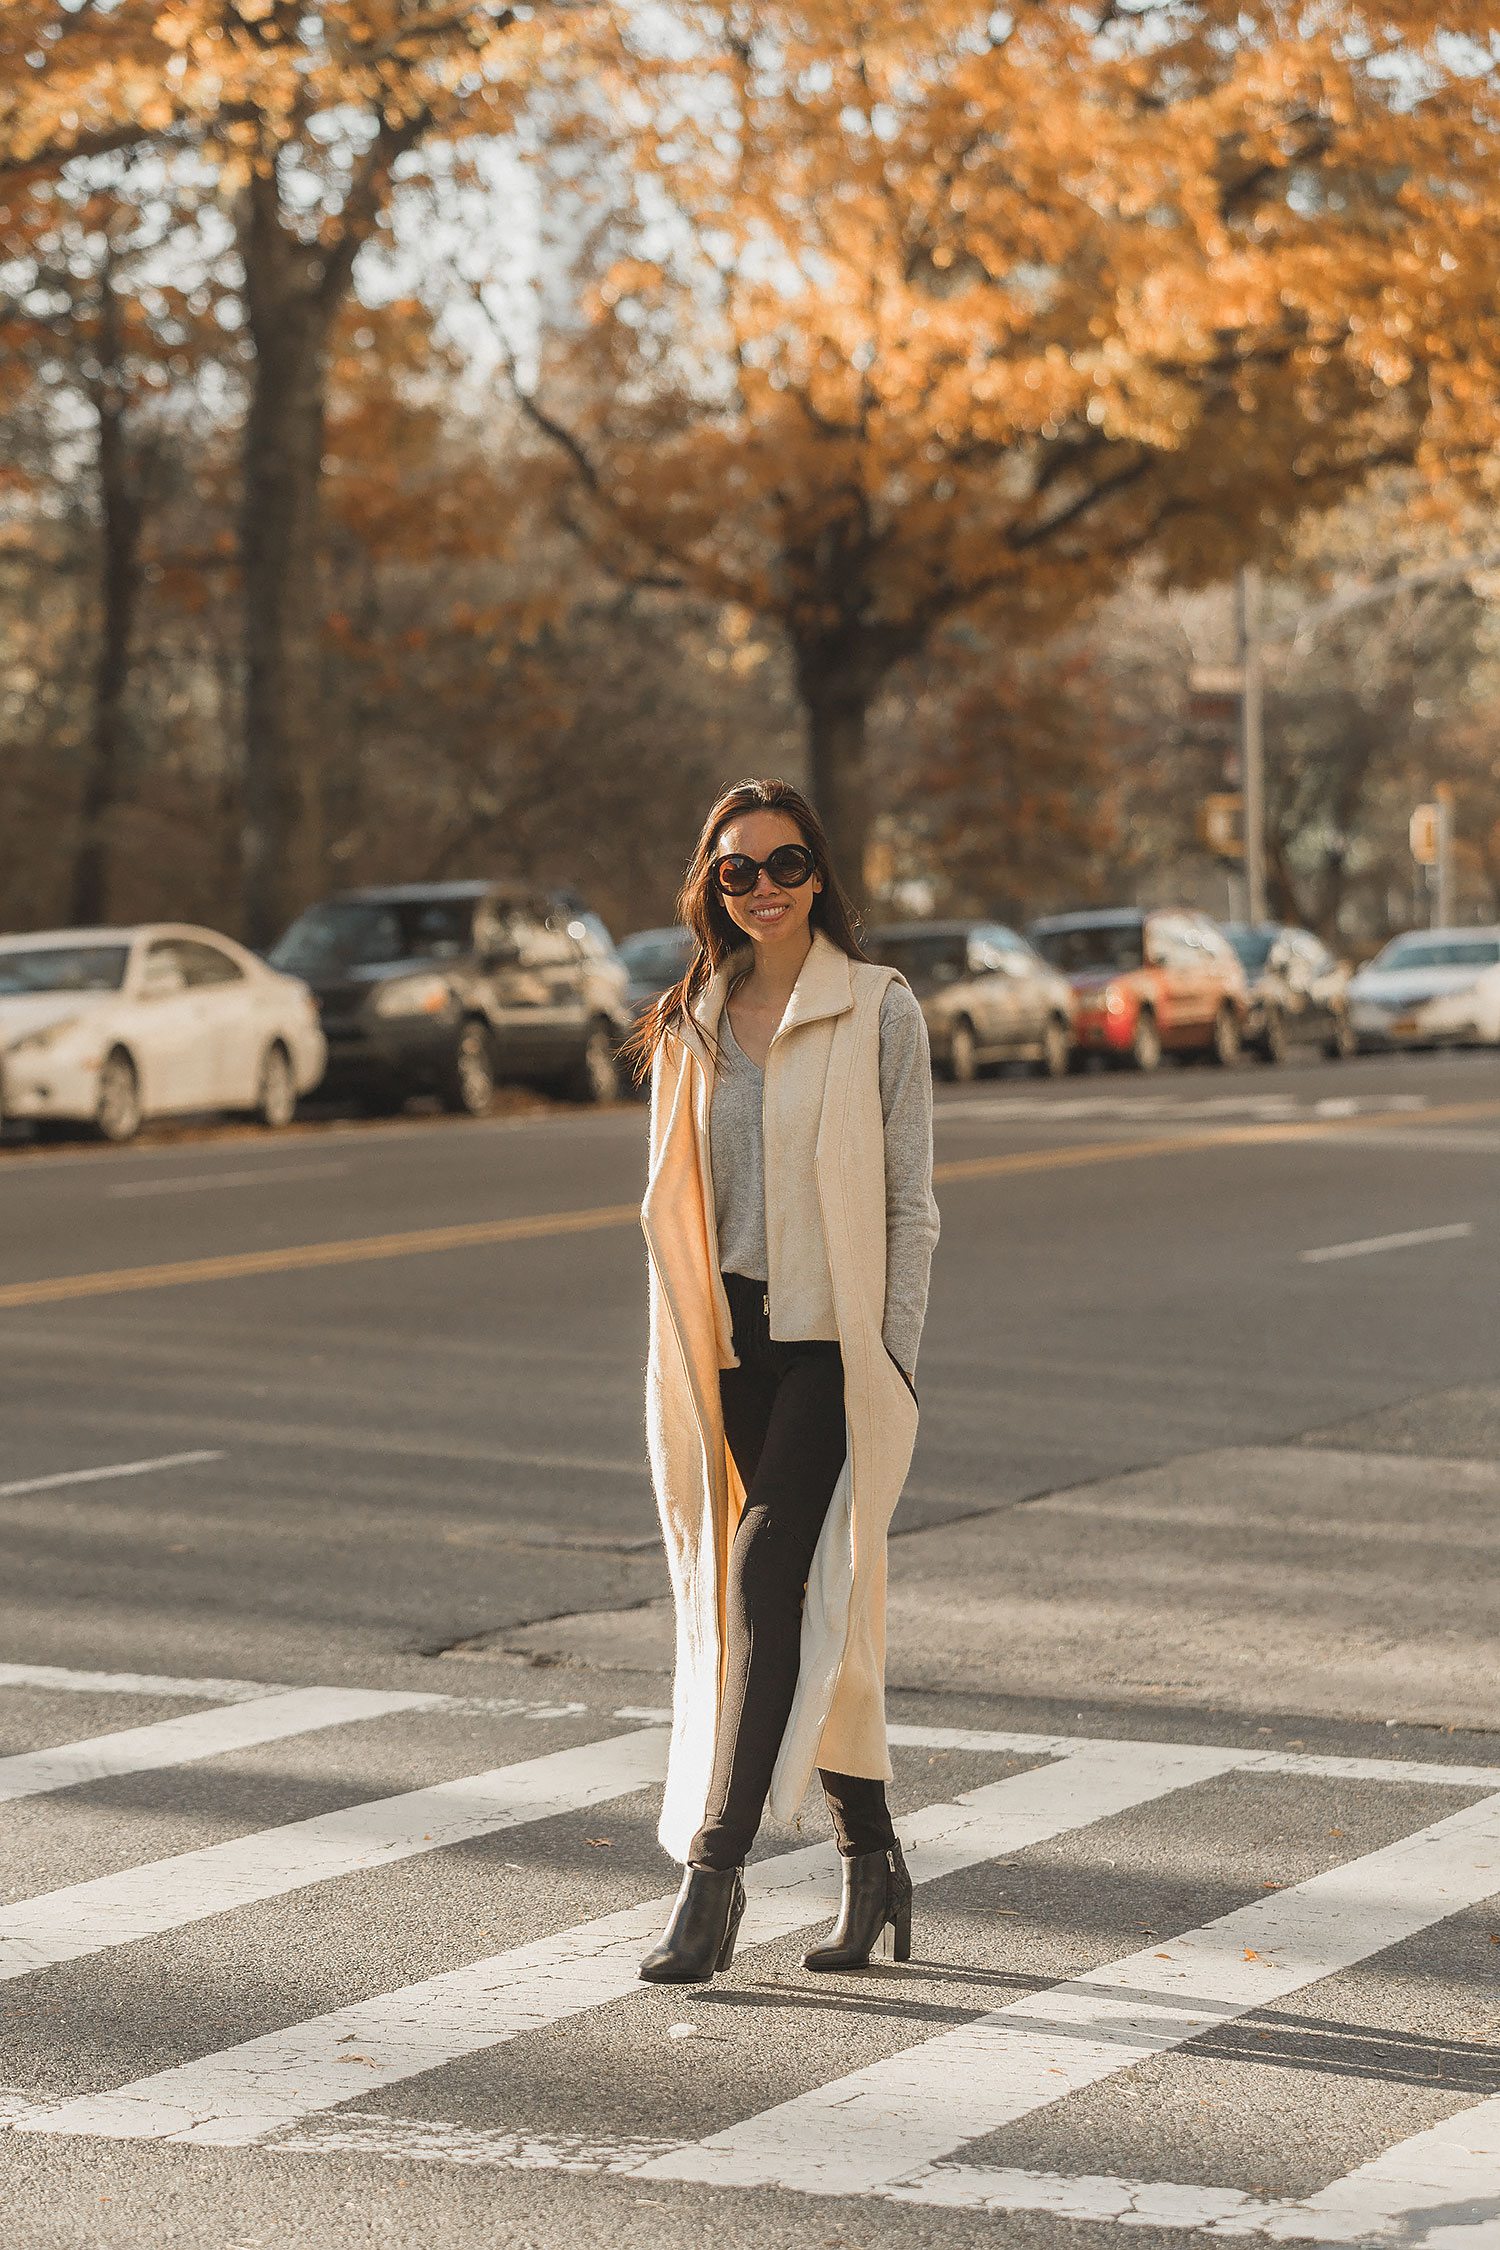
left=1209, top=1004, right=1242, bottom=1067
left=441, top=1019, right=496, bottom=1116
left=95, top=1048, right=142, bottom=1143
left=1128, top=1011, right=1162, bottom=1072
left=565, top=1020, right=622, bottom=1104
left=1324, top=1010, right=1357, bottom=1061
left=255, top=1043, right=297, bottom=1129
left=945, top=1018, right=979, bottom=1084
left=1254, top=1009, right=1286, bottom=1066
left=1034, top=1016, right=1071, bottom=1080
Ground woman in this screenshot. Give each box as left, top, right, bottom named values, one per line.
left=626, top=778, right=940, bottom=1984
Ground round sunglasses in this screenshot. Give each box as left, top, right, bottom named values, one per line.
left=712, top=844, right=817, bottom=897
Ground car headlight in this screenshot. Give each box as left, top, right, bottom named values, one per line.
left=373, top=975, right=453, bottom=1019
left=7, top=1016, right=81, bottom=1055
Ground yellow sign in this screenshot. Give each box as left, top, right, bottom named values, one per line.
left=1198, top=793, right=1243, bottom=860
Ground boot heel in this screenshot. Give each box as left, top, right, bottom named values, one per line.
left=716, top=1879, right=746, bottom=1971
left=892, top=1899, right=912, bottom=1962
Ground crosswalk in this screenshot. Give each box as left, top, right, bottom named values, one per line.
left=3, top=1662, right=1497, bottom=2244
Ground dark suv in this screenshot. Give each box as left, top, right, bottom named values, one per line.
left=268, top=882, right=631, bottom=1112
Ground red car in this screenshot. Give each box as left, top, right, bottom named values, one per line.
left=1027, top=908, right=1249, bottom=1071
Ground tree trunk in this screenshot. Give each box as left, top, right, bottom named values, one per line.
left=72, top=267, right=142, bottom=927
left=795, top=659, right=877, bottom=906
left=238, top=167, right=331, bottom=947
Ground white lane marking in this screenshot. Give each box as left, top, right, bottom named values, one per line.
left=844, top=2085, right=1500, bottom=2241
left=0, top=1450, right=224, bottom=1499
left=275, top=2110, right=684, bottom=2172
left=0, top=1664, right=279, bottom=1703
left=0, top=1727, right=667, bottom=1992
left=1300, top=1222, right=1473, bottom=1265
left=885, top=1724, right=1500, bottom=1792
left=934, top=1094, right=1430, bottom=1126
left=640, top=1789, right=1500, bottom=2197
left=1246, top=2086, right=1500, bottom=2243
left=249, top=2101, right=1500, bottom=2245
left=875, top=2165, right=1268, bottom=2226
left=9, top=1739, right=1241, bottom=2146
left=248, top=2107, right=1500, bottom=2246
left=3, top=1674, right=1496, bottom=1790
left=0, top=1688, right=438, bottom=1806
left=105, top=1163, right=349, bottom=1199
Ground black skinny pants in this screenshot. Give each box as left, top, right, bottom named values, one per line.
left=688, top=1271, right=898, bottom=1873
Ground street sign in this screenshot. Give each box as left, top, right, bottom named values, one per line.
left=1198, top=792, right=1244, bottom=860
left=1409, top=803, right=1439, bottom=866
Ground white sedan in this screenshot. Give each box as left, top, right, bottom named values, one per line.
left=0, top=924, right=327, bottom=1142
left=1346, top=927, right=1500, bottom=1051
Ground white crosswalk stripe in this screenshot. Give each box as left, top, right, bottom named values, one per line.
left=0, top=1725, right=667, bottom=1985
left=0, top=1686, right=438, bottom=1805
left=257, top=2106, right=1500, bottom=2248
left=10, top=1738, right=1236, bottom=2145
left=637, top=1790, right=1500, bottom=2195
left=1, top=1669, right=1496, bottom=2244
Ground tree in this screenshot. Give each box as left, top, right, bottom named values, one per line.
left=3, top=3, right=572, bottom=941
left=500, top=0, right=1500, bottom=893
left=0, top=168, right=231, bottom=921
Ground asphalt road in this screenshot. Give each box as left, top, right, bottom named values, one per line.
left=1, top=1048, right=1497, bottom=2250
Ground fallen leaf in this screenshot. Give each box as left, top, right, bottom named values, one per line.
left=586, top=1837, right=614, bottom=1848
left=1243, top=1948, right=1260, bottom=1961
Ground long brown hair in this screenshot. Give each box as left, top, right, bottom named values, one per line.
left=622, top=777, right=869, bottom=1084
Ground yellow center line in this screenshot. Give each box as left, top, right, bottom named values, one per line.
left=0, top=1204, right=641, bottom=1312
left=1, top=1096, right=1495, bottom=1313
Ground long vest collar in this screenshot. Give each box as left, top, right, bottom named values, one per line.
left=687, top=926, right=856, bottom=1052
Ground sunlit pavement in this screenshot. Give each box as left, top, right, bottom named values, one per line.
left=1, top=1047, right=1496, bottom=2250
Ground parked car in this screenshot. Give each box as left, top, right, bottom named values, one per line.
left=618, top=926, right=694, bottom=1023
left=865, top=921, right=1076, bottom=1081
left=0, top=923, right=325, bottom=1142
left=1028, top=907, right=1248, bottom=1070
left=1346, top=926, right=1500, bottom=1051
left=1221, top=923, right=1356, bottom=1062
left=549, top=890, right=634, bottom=1031
left=268, top=881, right=630, bottom=1112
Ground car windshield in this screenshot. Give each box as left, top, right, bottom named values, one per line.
left=270, top=899, right=473, bottom=973
left=1223, top=926, right=1277, bottom=974
left=868, top=933, right=968, bottom=986
left=619, top=931, right=692, bottom=982
left=1031, top=921, right=1144, bottom=975
left=1373, top=935, right=1500, bottom=972
left=0, top=944, right=129, bottom=996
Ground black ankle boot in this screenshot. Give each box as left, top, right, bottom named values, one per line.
left=803, top=1842, right=911, bottom=1971
left=638, top=1865, right=746, bottom=1984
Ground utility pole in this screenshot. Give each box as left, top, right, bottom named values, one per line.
left=1434, top=781, right=1455, bottom=928
left=1237, top=565, right=1267, bottom=925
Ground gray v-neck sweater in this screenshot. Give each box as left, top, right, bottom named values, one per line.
left=710, top=979, right=939, bottom=1376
